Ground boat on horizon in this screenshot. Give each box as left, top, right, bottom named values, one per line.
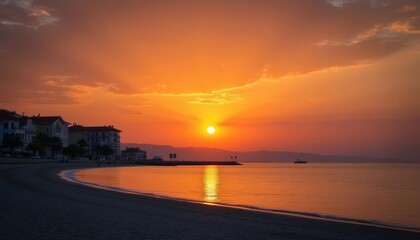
left=294, top=158, right=307, bottom=164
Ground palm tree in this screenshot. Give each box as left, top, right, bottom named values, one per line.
left=77, top=139, right=87, bottom=155
left=49, top=137, right=63, bottom=159
left=34, top=133, right=50, bottom=158
left=94, top=144, right=102, bottom=160
left=2, top=134, right=23, bottom=156
left=100, top=145, right=114, bottom=164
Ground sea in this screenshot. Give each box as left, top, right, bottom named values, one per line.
left=65, top=163, right=420, bottom=231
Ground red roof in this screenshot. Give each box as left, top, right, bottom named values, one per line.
left=69, top=125, right=121, bottom=132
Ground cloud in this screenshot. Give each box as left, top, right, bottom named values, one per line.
left=1, top=20, right=25, bottom=27
left=12, top=84, right=85, bottom=105
left=316, top=25, right=382, bottom=46
left=316, top=18, right=420, bottom=47
left=188, top=93, right=242, bottom=105
left=1, top=0, right=419, bottom=106
left=388, top=16, right=420, bottom=34
left=398, top=3, right=417, bottom=13
left=326, top=0, right=357, bottom=8
left=0, top=0, right=59, bottom=29
left=0, top=74, right=95, bottom=105
left=326, top=0, right=389, bottom=8
left=144, top=89, right=242, bottom=105
left=142, top=71, right=271, bottom=105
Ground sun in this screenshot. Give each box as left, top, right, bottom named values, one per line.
left=207, top=126, right=216, bottom=135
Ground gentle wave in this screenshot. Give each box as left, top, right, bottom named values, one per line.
left=59, top=168, right=420, bottom=233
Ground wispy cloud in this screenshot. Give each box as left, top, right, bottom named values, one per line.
left=141, top=71, right=272, bottom=105
left=145, top=90, right=242, bottom=105
left=42, top=75, right=79, bottom=86
left=1, top=20, right=24, bottom=27
left=0, top=0, right=59, bottom=29
left=388, top=17, right=420, bottom=34
left=326, top=0, right=357, bottom=8
left=260, top=63, right=373, bottom=86
left=188, top=92, right=242, bottom=105
left=326, top=0, right=388, bottom=8
left=316, top=18, right=420, bottom=47
left=316, top=25, right=382, bottom=46
left=398, top=4, right=417, bottom=13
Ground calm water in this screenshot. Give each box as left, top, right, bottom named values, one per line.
left=73, top=163, right=420, bottom=230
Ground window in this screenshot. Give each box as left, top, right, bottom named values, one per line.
left=3, top=122, right=8, bottom=129
left=56, top=125, right=61, bottom=133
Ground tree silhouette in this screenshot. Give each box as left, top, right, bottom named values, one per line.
left=100, top=145, right=114, bottom=164
left=49, top=136, right=63, bottom=159
left=34, top=133, right=50, bottom=158
left=94, top=144, right=102, bottom=160
left=76, top=139, right=87, bottom=155
left=2, top=134, right=23, bottom=156
left=26, top=142, right=43, bottom=156
left=77, top=139, right=87, bottom=148
left=63, top=144, right=83, bottom=159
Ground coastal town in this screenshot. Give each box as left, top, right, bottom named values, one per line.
left=0, top=109, right=240, bottom=165
left=0, top=108, right=145, bottom=162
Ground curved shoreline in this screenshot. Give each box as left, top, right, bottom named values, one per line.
left=60, top=167, right=420, bottom=233
left=1, top=163, right=419, bottom=240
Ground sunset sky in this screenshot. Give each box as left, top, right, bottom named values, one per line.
left=1, top=0, right=419, bottom=161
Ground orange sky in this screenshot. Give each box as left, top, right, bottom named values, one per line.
left=1, top=0, right=419, bottom=160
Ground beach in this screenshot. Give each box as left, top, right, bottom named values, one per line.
left=0, top=163, right=419, bottom=240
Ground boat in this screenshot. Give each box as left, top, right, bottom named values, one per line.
left=294, top=158, right=307, bottom=164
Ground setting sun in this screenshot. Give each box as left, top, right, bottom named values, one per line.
left=207, top=126, right=216, bottom=135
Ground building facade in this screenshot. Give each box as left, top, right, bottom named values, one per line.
left=69, top=124, right=121, bottom=158
left=31, top=116, right=69, bottom=147
left=0, top=109, right=37, bottom=149
left=1, top=109, right=122, bottom=159
left=121, top=147, right=147, bottom=161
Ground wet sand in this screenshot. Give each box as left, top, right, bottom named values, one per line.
left=0, top=163, right=418, bottom=240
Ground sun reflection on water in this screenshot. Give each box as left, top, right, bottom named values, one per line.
left=204, top=166, right=219, bottom=202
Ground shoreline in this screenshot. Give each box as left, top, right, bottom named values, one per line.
left=1, top=163, right=419, bottom=240
left=62, top=167, right=420, bottom=233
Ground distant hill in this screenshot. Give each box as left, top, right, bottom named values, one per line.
left=121, top=143, right=397, bottom=163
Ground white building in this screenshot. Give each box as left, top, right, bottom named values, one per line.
left=31, top=116, right=69, bottom=147
left=121, top=147, right=146, bottom=161
left=68, top=124, right=121, bottom=159
left=0, top=109, right=37, bottom=150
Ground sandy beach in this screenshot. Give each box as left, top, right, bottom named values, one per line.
left=0, top=163, right=419, bottom=240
